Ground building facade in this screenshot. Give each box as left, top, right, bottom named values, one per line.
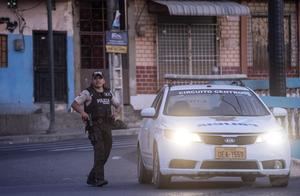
left=0, top=0, right=75, bottom=113
left=0, top=0, right=299, bottom=115
left=128, top=0, right=300, bottom=109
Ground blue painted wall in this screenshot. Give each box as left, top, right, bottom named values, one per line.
left=0, top=34, right=74, bottom=112
left=0, top=35, right=33, bottom=105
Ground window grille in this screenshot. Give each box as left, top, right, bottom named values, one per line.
left=80, top=0, right=107, bottom=69
left=157, top=17, right=218, bottom=85
left=0, top=34, right=8, bottom=68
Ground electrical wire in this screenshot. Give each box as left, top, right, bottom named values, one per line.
left=19, top=0, right=43, bottom=12
left=14, top=10, right=25, bottom=33
left=134, top=0, right=147, bottom=32
left=11, top=9, right=27, bottom=50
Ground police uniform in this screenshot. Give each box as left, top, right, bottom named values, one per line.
left=74, top=86, right=119, bottom=186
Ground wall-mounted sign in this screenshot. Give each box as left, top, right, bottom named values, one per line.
left=105, top=45, right=127, bottom=53
left=106, top=31, right=128, bottom=53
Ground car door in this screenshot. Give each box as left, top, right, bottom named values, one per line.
left=140, top=88, right=165, bottom=167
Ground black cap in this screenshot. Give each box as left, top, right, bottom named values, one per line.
left=92, top=71, right=103, bottom=78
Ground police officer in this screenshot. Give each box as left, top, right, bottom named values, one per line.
left=71, top=71, right=121, bottom=187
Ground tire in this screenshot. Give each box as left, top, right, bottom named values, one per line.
left=153, top=145, right=170, bottom=189
left=241, top=176, right=256, bottom=185
left=269, top=174, right=289, bottom=187
left=137, top=147, right=152, bottom=184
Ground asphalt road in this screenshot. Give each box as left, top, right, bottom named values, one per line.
left=1, top=135, right=300, bottom=196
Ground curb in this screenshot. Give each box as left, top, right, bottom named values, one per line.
left=0, top=133, right=87, bottom=145
left=0, top=128, right=139, bottom=145
left=112, top=128, right=139, bottom=136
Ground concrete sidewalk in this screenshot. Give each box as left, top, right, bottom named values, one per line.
left=0, top=127, right=139, bottom=145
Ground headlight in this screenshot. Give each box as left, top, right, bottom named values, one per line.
left=164, top=129, right=202, bottom=145
left=256, top=131, right=287, bottom=146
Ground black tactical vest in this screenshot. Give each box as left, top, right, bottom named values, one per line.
left=84, top=87, right=113, bottom=120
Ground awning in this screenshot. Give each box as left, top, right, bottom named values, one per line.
left=151, top=0, right=251, bottom=16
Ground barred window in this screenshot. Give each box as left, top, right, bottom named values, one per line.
left=79, top=0, right=107, bottom=69
left=157, top=16, right=218, bottom=85
left=0, top=34, right=8, bottom=67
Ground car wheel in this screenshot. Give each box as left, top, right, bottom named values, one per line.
left=241, top=176, right=256, bottom=185
left=153, top=145, right=170, bottom=189
left=269, top=174, right=289, bottom=187
left=137, top=146, right=152, bottom=184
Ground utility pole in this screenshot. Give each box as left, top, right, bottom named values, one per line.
left=268, top=0, right=286, bottom=96
left=47, top=0, right=55, bottom=133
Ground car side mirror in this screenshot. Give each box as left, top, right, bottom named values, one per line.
left=141, top=107, right=156, bottom=118
left=272, top=107, right=288, bottom=130
left=272, top=107, right=287, bottom=118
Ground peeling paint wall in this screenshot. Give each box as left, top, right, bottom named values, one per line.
left=0, top=0, right=75, bottom=113
left=0, top=0, right=73, bottom=35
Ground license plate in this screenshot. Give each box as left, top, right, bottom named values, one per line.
left=215, top=147, right=246, bottom=160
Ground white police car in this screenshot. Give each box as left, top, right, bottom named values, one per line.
left=137, top=83, right=291, bottom=188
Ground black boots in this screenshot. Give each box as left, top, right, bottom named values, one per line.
left=95, top=180, right=108, bottom=187
left=87, top=178, right=108, bottom=187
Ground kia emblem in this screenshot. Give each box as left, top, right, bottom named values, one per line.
left=224, top=137, right=236, bottom=144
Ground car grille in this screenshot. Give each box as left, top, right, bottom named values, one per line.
left=169, top=159, right=196, bottom=169
left=200, top=135, right=257, bottom=145
left=201, top=161, right=258, bottom=169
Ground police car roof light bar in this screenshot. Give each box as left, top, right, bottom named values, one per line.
left=164, top=74, right=247, bottom=87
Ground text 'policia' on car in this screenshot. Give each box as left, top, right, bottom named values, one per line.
left=137, top=74, right=291, bottom=189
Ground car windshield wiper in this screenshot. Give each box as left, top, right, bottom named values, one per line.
left=220, top=95, right=242, bottom=115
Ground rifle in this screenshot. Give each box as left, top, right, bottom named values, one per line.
left=86, top=114, right=97, bottom=145
left=85, top=114, right=93, bottom=133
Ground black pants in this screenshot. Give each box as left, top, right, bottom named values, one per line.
left=87, top=120, right=112, bottom=182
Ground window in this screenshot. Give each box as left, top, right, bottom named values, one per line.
left=0, top=34, right=8, bottom=68
left=157, top=16, right=218, bottom=85
left=252, top=16, right=291, bottom=70
left=79, top=0, right=107, bottom=69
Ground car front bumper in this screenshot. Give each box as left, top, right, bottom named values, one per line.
left=156, top=137, right=291, bottom=177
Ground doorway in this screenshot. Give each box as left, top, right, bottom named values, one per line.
left=33, top=31, right=67, bottom=102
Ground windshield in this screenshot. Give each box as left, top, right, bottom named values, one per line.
left=164, top=89, right=270, bottom=116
